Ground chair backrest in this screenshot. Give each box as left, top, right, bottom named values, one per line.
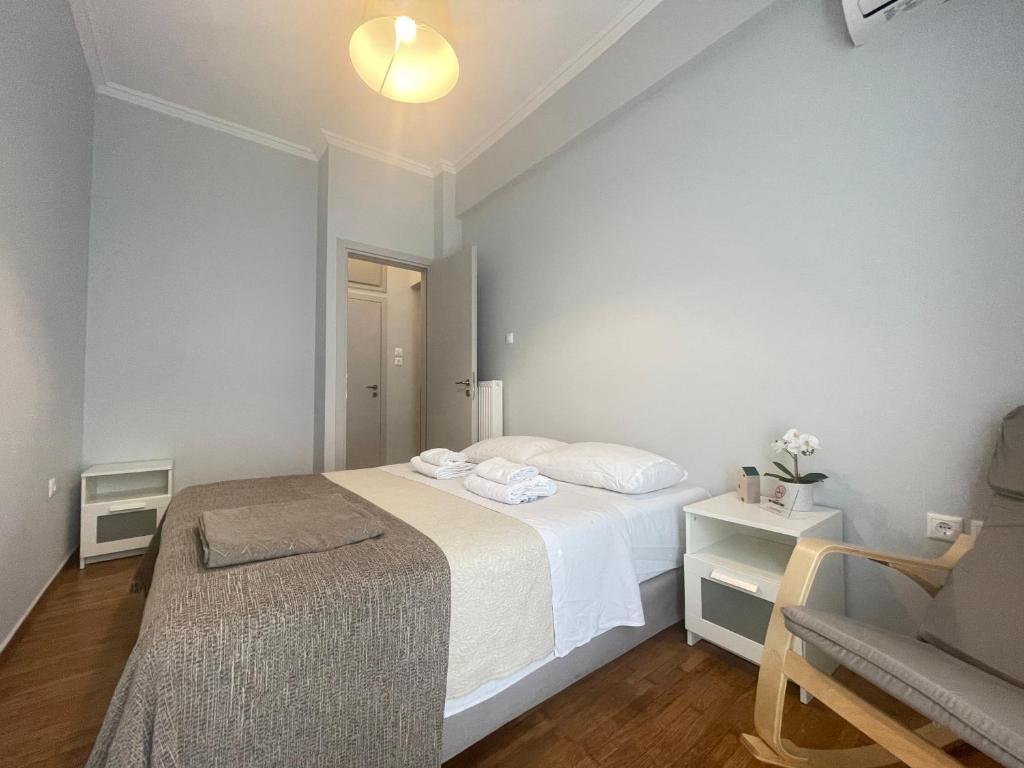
left=917, top=406, right=1024, bottom=688
left=989, top=405, right=1024, bottom=500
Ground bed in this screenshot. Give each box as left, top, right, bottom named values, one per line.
left=325, top=464, right=709, bottom=760
left=89, top=462, right=708, bottom=767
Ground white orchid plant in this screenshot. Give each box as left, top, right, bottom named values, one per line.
left=766, top=428, right=827, bottom=485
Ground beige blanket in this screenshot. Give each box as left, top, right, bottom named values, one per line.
left=325, top=468, right=555, bottom=699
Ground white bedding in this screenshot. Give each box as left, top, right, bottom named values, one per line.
left=380, top=464, right=708, bottom=715
left=573, top=481, right=711, bottom=581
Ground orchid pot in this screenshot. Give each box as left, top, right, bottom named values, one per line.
left=771, top=480, right=816, bottom=512
left=765, top=429, right=827, bottom=514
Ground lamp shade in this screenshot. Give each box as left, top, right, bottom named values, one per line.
left=350, top=16, right=459, bottom=104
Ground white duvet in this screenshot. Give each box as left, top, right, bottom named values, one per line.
left=331, top=464, right=709, bottom=717
left=384, top=463, right=646, bottom=657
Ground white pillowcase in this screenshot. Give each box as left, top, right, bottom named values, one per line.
left=462, top=436, right=567, bottom=465
left=530, top=442, right=687, bottom=494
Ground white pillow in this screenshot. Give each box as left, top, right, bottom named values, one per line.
left=530, top=442, right=687, bottom=494
left=462, top=436, right=567, bottom=465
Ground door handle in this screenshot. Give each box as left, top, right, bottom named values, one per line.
left=456, top=379, right=472, bottom=398
left=366, top=384, right=379, bottom=398
left=455, top=379, right=470, bottom=386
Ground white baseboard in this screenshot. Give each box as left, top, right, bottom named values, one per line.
left=0, top=547, right=76, bottom=656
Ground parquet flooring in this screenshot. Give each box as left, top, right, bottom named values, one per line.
left=0, top=555, right=998, bottom=768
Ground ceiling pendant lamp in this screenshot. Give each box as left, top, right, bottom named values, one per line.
left=349, top=4, right=459, bottom=104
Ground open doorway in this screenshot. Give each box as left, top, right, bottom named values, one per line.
left=345, top=252, right=426, bottom=469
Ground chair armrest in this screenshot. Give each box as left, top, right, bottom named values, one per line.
left=777, top=533, right=975, bottom=612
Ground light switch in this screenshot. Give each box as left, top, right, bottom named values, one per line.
left=505, top=332, right=515, bottom=345
left=394, top=347, right=403, bottom=357
left=394, top=357, right=404, bottom=367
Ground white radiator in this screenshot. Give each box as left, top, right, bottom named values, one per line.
left=476, top=380, right=503, bottom=440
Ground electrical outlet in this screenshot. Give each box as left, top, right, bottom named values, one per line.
left=926, top=512, right=962, bottom=542
left=47, top=477, right=57, bottom=499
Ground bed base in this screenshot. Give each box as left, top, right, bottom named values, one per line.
left=441, top=567, right=684, bottom=761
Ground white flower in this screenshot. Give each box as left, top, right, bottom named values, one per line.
left=770, top=439, right=786, bottom=453
left=782, top=428, right=800, bottom=443
left=797, top=433, right=820, bottom=456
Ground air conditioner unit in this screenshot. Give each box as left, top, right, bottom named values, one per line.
left=843, top=0, right=951, bottom=46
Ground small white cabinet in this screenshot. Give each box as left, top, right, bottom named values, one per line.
left=80, top=459, right=174, bottom=569
left=683, top=492, right=844, bottom=703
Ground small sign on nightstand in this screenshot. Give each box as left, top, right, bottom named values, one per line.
left=760, top=482, right=814, bottom=518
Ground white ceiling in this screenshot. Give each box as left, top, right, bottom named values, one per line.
left=70, top=0, right=663, bottom=170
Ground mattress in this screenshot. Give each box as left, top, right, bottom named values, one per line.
left=375, top=464, right=708, bottom=715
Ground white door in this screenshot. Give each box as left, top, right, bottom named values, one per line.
left=426, top=245, right=477, bottom=450
left=346, top=294, right=385, bottom=469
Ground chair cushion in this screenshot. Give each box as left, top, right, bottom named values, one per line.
left=784, top=607, right=1024, bottom=768
left=918, top=494, right=1024, bottom=688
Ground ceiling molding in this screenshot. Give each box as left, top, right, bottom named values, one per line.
left=322, top=129, right=436, bottom=177
left=70, top=0, right=664, bottom=176
left=72, top=0, right=314, bottom=161
left=98, top=83, right=318, bottom=160
left=67, top=0, right=107, bottom=89
left=453, top=0, right=664, bottom=171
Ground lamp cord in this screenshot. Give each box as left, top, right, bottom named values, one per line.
left=379, top=38, right=401, bottom=94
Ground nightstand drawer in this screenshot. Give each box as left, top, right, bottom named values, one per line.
left=683, top=552, right=782, bottom=604
left=684, top=555, right=777, bottom=665
left=81, top=497, right=169, bottom=558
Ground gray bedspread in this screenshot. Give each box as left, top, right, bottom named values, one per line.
left=88, top=474, right=451, bottom=768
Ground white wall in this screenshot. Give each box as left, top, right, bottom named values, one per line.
left=454, top=0, right=773, bottom=214
left=0, top=0, right=94, bottom=647
left=316, top=145, right=435, bottom=471
left=462, top=0, right=1024, bottom=630
left=83, top=97, right=318, bottom=491
left=327, top=147, right=435, bottom=261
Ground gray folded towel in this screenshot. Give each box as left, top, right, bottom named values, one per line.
left=198, top=495, right=384, bottom=569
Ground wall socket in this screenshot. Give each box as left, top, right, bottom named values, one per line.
left=47, top=477, right=57, bottom=499
left=926, top=512, right=962, bottom=541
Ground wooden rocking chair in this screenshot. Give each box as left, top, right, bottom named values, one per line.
left=742, top=407, right=1024, bottom=768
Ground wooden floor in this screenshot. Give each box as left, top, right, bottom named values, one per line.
left=0, top=556, right=997, bottom=768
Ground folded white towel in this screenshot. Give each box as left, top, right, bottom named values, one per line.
left=473, top=457, right=538, bottom=485
left=419, top=448, right=469, bottom=467
left=463, top=473, right=558, bottom=505
left=411, top=455, right=474, bottom=480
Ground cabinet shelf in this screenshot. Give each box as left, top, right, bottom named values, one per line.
left=85, top=485, right=170, bottom=505
left=689, top=534, right=794, bottom=585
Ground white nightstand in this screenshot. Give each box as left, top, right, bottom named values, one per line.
left=683, top=492, right=844, bottom=703
left=80, top=459, right=174, bottom=568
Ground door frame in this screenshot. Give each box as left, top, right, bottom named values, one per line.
left=322, top=238, right=429, bottom=472
left=345, top=291, right=387, bottom=468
